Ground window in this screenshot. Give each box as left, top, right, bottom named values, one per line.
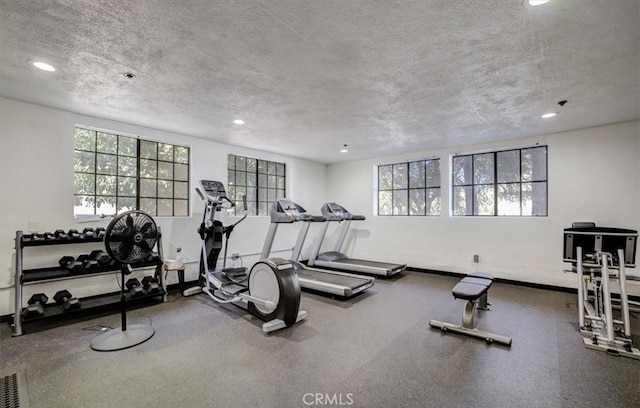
left=452, top=146, right=547, bottom=216
left=377, top=159, right=441, bottom=216
left=227, top=154, right=286, bottom=216
left=73, top=127, right=190, bottom=217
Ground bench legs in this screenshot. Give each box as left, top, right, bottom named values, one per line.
left=429, top=298, right=512, bottom=347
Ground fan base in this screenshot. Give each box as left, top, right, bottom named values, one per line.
left=90, top=324, right=155, bottom=351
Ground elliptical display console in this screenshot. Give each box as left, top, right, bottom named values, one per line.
left=193, top=180, right=306, bottom=332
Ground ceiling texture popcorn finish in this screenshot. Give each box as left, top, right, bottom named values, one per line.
left=0, top=0, right=638, bottom=163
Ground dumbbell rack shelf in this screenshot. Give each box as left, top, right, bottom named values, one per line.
left=13, top=230, right=167, bottom=336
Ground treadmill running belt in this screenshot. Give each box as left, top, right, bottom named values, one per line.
left=332, top=258, right=404, bottom=271
left=296, top=269, right=369, bottom=290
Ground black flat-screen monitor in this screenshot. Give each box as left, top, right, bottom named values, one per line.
left=563, top=226, right=638, bottom=267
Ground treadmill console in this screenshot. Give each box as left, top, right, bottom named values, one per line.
left=321, top=202, right=365, bottom=221
left=199, top=180, right=227, bottom=203
left=271, top=199, right=313, bottom=223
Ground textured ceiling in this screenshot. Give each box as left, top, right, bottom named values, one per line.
left=0, top=0, right=638, bottom=164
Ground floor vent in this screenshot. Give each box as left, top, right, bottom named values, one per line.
left=1, top=373, right=29, bottom=408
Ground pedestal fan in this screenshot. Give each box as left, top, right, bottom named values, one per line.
left=90, top=210, right=159, bottom=351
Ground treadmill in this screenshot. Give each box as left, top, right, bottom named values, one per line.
left=308, top=202, right=406, bottom=277
left=261, top=199, right=375, bottom=298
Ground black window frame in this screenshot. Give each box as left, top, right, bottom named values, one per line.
left=227, top=154, right=286, bottom=216
left=73, top=127, right=190, bottom=217
left=451, top=145, right=548, bottom=217
left=377, top=158, right=441, bottom=216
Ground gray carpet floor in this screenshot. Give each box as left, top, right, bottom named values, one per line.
left=2, top=271, right=639, bottom=408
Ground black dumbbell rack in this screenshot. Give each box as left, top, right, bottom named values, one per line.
left=12, top=229, right=168, bottom=336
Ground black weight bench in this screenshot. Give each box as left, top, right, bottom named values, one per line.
left=429, top=272, right=512, bottom=346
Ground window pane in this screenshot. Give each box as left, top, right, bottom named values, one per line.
left=247, top=158, right=257, bottom=172
left=409, top=189, right=425, bottom=215
left=118, top=176, right=136, bottom=196
left=117, top=197, right=136, bottom=213
left=118, top=156, right=137, bottom=176
left=522, top=147, right=547, bottom=181
left=96, top=175, right=116, bottom=195
left=267, top=161, right=276, bottom=175
left=236, top=155, right=246, bottom=171
left=157, top=199, right=173, bottom=216
left=74, top=151, right=95, bottom=172
left=74, top=196, right=95, bottom=214
left=228, top=154, right=236, bottom=170
left=175, top=146, right=189, bottom=164
left=141, top=140, right=157, bottom=159
left=158, top=180, right=173, bottom=198
left=453, top=186, right=473, bottom=216
left=258, top=202, right=268, bottom=216
left=497, top=183, right=521, bottom=216
left=140, top=198, right=157, bottom=215
left=119, top=136, right=137, bottom=157
left=268, top=175, right=277, bottom=188
left=175, top=181, right=188, bottom=199
left=96, top=153, right=117, bottom=175
left=392, top=163, right=407, bottom=189
left=258, top=160, right=266, bottom=173
left=393, top=190, right=408, bottom=215
left=378, top=165, right=392, bottom=190
left=267, top=189, right=276, bottom=202
left=174, top=199, right=188, bottom=216
left=236, top=171, right=246, bottom=186
left=96, top=132, right=117, bottom=154
left=158, top=143, right=173, bottom=161
left=276, top=176, right=285, bottom=190
left=140, top=159, right=157, bottom=178
left=474, top=153, right=495, bottom=184
left=497, top=150, right=520, bottom=183
left=452, top=156, right=472, bottom=185
left=235, top=186, right=247, bottom=203
left=258, top=174, right=267, bottom=188
left=175, top=163, right=188, bottom=181
left=96, top=196, right=116, bottom=215
left=140, top=179, right=157, bottom=197
left=276, top=163, right=285, bottom=176
left=426, top=160, right=441, bottom=187
left=474, top=185, right=495, bottom=215
left=228, top=170, right=236, bottom=186
left=258, top=188, right=267, bottom=201
left=409, top=161, right=425, bottom=188
left=276, top=189, right=285, bottom=200
left=246, top=187, right=257, bottom=201
left=158, top=161, right=173, bottom=179
left=247, top=172, right=256, bottom=187
left=75, top=128, right=95, bottom=151
left=427, top=188, right=441, bottom=216
left=522, top=182, right=547, bottom=216
left=379, top=191, right=392, bottom=215
left=74, top=173, right=95, bottom=195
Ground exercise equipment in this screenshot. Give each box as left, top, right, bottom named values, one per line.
left=82, top=227, right=95, bottom=238
left=142, top=276, right=160, bottom=294
left=308, top=202, right=406, bottom=277
left=68, top=229, right=80, bottom=239
left=53, top=290, right=80, bottom=311
left=59, top=256, right=84, bottom=274
left=563, top=223, right=639, bottom=359
left=90, top=210, right=158, bottom=351
left=23, top=293, right=48, bottom=318
left=54, top=229, right=68, bottom=239
left=261, top=198, right=375, bottom=297
left=429, top=272, right=511, bottom=346
left=125, top=278, right=145, bottom=297
left=189, top=179, right=307, bottom=333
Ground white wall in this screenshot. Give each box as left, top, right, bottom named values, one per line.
left=0, top=97, right=327, bottom=316
left=325, top=121, right=640, bottom=293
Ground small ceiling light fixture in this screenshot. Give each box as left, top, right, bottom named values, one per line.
left=340, top=144, right=348, bottom=153
left=123, top=72, right=136, bottom=79
left=32, top=61, right=56, bottom=72
left=541, top=112, right=557, bottom=119
left=233, top=119, right=245, bottom=125
left=529, top=0, right=551, bottom=5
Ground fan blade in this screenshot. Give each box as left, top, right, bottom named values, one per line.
left=115, top=241, right=134, bottom=261
left=139, top=221, right=154, bottom=233
left=126, top=213, right=134, bottom=229
left=137, top=240, right=151, bottom=252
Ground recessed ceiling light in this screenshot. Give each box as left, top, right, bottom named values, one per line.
left=32, top=61, right=55, bottom=72
left=529, top=0, right=551, bottom=5
left=541, top=112, right=557, bottom=119
left=340, top=144, right=348, bottom=153
left=233, top=119, right=245, bottom=125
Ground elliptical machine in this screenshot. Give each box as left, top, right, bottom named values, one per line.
left=193, top=180, right=307, bottom=333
